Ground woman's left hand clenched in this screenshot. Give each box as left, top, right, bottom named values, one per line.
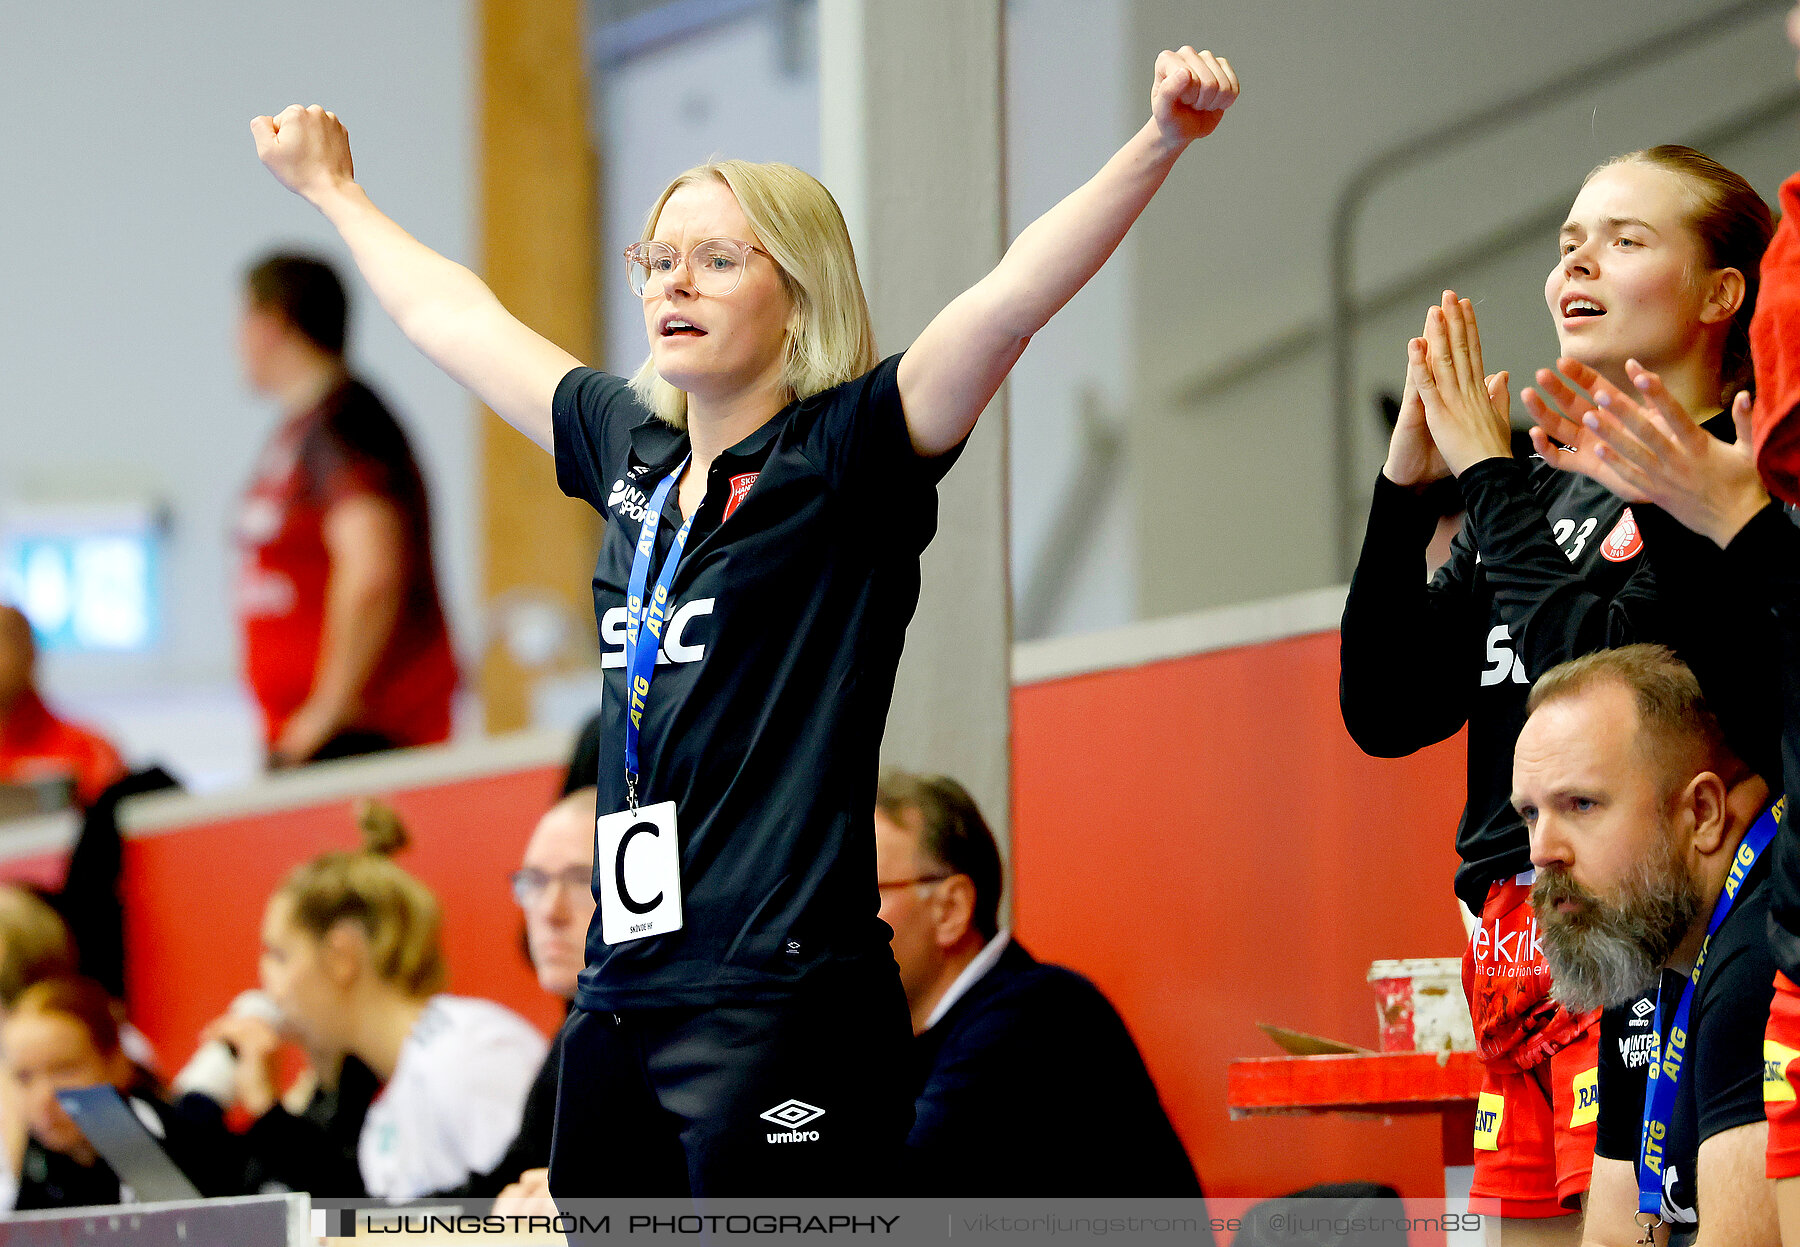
left=1417, top=290, right=1514, bottom=476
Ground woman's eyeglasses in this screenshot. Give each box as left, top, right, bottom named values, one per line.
left=624, top=238, right=770, bottom=298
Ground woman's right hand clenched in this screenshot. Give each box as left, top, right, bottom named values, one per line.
left=250, top=104, right=354, bottom=204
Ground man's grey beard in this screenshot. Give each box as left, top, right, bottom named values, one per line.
left=1532, top=830, right=1701, bottom=1014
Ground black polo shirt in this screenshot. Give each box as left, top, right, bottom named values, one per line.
left=553, top=354, right=961, bottom=1011
left=1594, top=851, right=1775, bottom=1237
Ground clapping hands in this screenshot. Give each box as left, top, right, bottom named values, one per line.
left=1383, top=291, right=1511, bottom=487
left=1523, top=358, right=1769, bottom=547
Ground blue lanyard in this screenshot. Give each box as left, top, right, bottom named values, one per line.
left=1637, top=797, right=1783, bottom=1219
left=622, top=458, right=695, bottom=811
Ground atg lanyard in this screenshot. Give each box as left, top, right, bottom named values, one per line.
left=1637, top=797, right=1783, bottom=1228
left=622, top=458, right=695, bottom=812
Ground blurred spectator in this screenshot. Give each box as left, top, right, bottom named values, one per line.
left=0, top=606, right=125, bottom=808
left=443, top=786, right=595, bottom=1208
left=0, top=886, right=78, bottom=1010
left=0, top=886, right=155, bottom=1073
left=874, top=770, right=1203, bottom=1198
left=0, top=977, right=240, bottom=1211
left=198, top=800, right=545, bottom=1198
left=233, top=254, right=455, bottom=768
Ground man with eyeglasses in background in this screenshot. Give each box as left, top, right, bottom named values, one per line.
left=874, top=770, right=1204, bottom=1200
left=433, top=788, right=595, bottom=1210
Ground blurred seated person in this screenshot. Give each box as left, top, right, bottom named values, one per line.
left=233, top=254, right=455, bottom=768
left=0, top=886, right=156, bottom=1074
left=200, top=801, right=545, bottom=1197
left=874, top=771, right=1203, bottom=1197
left=0, top=977, right=241, bottom=1210
left=441, top=787, right=595, bottom=1210
left=0, top=606, right=125, bottom=808
left=0, top=886, right=78, bottom=1013
left=171, top=986, right=379, bottom=1198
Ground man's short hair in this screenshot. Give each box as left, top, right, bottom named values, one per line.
left=876, top=770, right=1003, bottom=941
left=246, top=253, right=348, bottom=356
left=1527, top=644, right=1739, bottom=787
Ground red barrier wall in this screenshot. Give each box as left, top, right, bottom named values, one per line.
left=115, top=764, right=568, bottom=1068
left=1012, top=628, right=1469, bottom=1199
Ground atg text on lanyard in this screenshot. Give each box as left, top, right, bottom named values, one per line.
left=1635, top=796, right=1783, bottom=1242
left=595, top=459, right=694, bottom=947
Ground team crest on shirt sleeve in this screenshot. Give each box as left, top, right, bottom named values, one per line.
left=1600, top=507, right=1644, bottom=562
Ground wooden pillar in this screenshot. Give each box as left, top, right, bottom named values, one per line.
left=478, top=0, right=602, bottom=733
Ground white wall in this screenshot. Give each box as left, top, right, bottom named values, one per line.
left=0, top=2, right=475, bottom=787
left=1005, top=0, right=1135, bottom=640
left=598, top=5, right=820, bottom=376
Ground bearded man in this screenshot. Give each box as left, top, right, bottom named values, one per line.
left=1513, top=643, right=1778, bottom=1247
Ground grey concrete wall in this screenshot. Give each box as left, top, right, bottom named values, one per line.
left=820, top=0, right=1013, bottom=836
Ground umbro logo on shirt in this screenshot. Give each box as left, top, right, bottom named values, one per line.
left=761, top=1099, right=824, bottom=1143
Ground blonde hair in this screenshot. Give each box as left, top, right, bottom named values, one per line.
left=274, top=800, right=446, bottom=996
left=0, top=886, right=76, bottom=1008
left=628, top=160, right=878, bottom=428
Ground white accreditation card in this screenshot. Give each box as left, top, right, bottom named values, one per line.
left=596, top=800, right=684, bottom=944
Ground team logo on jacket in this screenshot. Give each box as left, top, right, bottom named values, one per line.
left=724, top=472, right=759, bottom=522
left=1600, top=507, right=1643, bottom=562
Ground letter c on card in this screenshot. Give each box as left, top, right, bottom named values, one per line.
left=616, top=821, right=664, bottom=914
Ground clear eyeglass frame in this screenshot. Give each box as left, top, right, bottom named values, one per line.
left=624, top=238, right=770, bottom=298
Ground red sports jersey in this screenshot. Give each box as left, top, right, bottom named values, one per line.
left=236, top=380, right=455, bottom=751
left=1464, top=873, right=1597, bottom=1069
left=0, top=688, right=126, bottom=807
left=1462, top=873, right=1600, bottom=1215
left=1753, top=171, right=1800, bottom=503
